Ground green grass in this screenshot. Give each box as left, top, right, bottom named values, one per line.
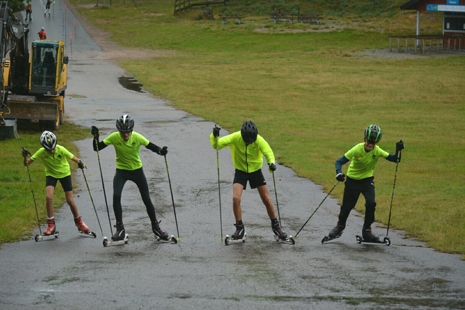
left=2, top=0, right=463, bottom=258
left=0, top=122, right=88, bottom=243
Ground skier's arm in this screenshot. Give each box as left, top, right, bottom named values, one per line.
left=71, top=156, right=86, bottom=169
left=335, top=155, right=349, bottom=174
left=386, top=154, right=397, bottom=163
left=146, top=142, right=167, bottom=156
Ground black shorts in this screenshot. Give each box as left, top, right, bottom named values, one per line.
left=233, top=169, right=267, bottom=190
left=46, top=175, right=73, bottom=192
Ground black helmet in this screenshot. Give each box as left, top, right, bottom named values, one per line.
left=364, top=124, right=382, bottom=143
left=116, top=114, right=134, bottom=133
left=241, top=120, right=258, bottom=144
left=40, top=131, right=57, bottom=150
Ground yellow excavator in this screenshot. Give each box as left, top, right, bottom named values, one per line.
left=0, top=1, right=68, bottom=130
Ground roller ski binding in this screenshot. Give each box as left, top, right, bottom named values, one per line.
left=321, top=222, right=345, bottom=244
left=152, top=221, right=177, bottom=244
left=103, top=222, right=129, bottom=247
left=356, top=228, right=390, bottom=246
left=35, top=218, right=59, bottom=242
left=75, top=216, right=96, bottom=238
left=225, top=222, right=246, bottom=245
left=272, top=220, right=295, bottom=245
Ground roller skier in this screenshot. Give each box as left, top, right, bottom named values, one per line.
left=210, top=120, right=289, bottom=245
left=322, top=124, right=404, bottom=244
left=91, top=115, right=176, bottom=244
left=23, top=131, right=95, bottom=240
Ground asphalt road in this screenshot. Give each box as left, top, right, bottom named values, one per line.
left=1, top=1, right=464, bottom=309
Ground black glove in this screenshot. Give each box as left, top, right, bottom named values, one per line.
left=268, top=163, right=276, bottom=172
left=396, top=140, right=404, bottom=152
left=91, top=126, right=99, bottom=136
left=336, top=173, right=345, bottom=182
left=78, top=160, right=86, bottom=169
left=21, top=147, right=31, bottom=158
left=159, top=146, right=168, bottom=156
left=213, top=125, right=221, bottom=138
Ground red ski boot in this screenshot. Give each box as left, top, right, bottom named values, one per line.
left=74, top=216, right=90, bottom=233
left=43, top=218, right=56, bottom=235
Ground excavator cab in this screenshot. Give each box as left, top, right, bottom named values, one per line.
left=29, top=40, right=68, bottom=95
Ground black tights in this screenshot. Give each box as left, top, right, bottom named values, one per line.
left=338, top=176, right=376, bottom=229
left=112, top=168, right=157, bottom=224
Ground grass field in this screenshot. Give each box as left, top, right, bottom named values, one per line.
left=1, top=0, right=463, bottom=258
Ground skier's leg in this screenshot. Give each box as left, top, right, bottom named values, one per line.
left=112, top=170, right=127, bottom=223
left=362, top=178, right=379, bottom=242
left=232, top=183, right=244, bottom=222
left=329, top=178, right=360, bottom=238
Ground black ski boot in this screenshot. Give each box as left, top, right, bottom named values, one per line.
left=152, top=221, right=169, bottom=241
left=362, top=227, right=380, bottom=242
left=112, top=222, right=126, bottom=241
left=231, top=222, right=245, bottom=240
left=271, top=218, right=288, bottom=240
left=329, top=221, right=345, bottom=239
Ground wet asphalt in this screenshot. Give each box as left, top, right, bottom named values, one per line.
left=0, top=1, right=464, bottom=309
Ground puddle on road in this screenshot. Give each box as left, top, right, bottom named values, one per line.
left=118, top=76, right=145, bottom=93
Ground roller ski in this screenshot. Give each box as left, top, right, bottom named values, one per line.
left=152, top=221, right=177, bottom=244
left=35, top=218, right=59, bottom=242
left=224, top=223, right=246, bottom=245
left=75, top=216, right=96, bottom=238
left=272, top=219, right=295, bottom=245
left=103, top=222, right=129, bottom=247
left=321, top=222, right=345, bottom=244
left=356, top=228, right=390, bottom=246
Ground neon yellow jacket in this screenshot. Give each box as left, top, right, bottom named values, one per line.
left=210, top=131, right=275, bottom=173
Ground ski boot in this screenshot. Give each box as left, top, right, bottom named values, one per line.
left=112, top=222, right=126, bottom=241
left=356, top=227, right=391, bottom=246
left=322, top=222, right=345, bottom=243
left=272, top=219, right=295, bottom=245
left=74, top=216, right=96, bottom=238
left=44, top=218, right=56, bottom=235
left=102, top=222, right=128, bottom=247
left=35, top=218, right=59, bottom=242
left=152, top=221, right=176, bottom=244
left=225, top=222, right=246, bottom=245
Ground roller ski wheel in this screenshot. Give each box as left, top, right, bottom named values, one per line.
left=224, top=233, right=247, bottom=246
left=103, top=234, right=129, bottom=247
left=155, top=235, right=178, bottom=244
left=78, top=230, right=97, bottom=238
left=34, top=231, right=59, bottom=242
left=321, top=234, right=341, bottom=244
left=273, top=234, right=295, bottom=245
left=355, top=235, right=391, bottom=246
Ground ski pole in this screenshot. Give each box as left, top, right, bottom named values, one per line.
left=94, top=138, right=113, bottom=236
left=80, top=166, right=104, bottom=238
left=386, top=150, right=401, bottom=237
left=23, top=147, right=42, bottom=237
left=294, top=180, right=339, bottom=238
left=213, top=125, right=223, bottom=241
left=216, top=147, right=223, bottom=241
left=271, top=171, right=281, bottom=226
left=164, top=154, right=180, bottom=242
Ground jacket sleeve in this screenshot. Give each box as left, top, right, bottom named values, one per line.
left=257, top=136, right=275, bottom=164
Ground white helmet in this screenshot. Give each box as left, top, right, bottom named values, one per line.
left=40, top=131, right=57, bottom=150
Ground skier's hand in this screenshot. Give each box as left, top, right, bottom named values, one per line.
left=91, top=126, right=99, bottom=137
left=213, top=125, right=221, bottom=138
left=78, top=160, right=86, bottom=169
left=336, top=173, right=345, bottom=182
left=159, top=146, right=168, bottom=156
left=268, top=163, right=276, bottom=172
left=396, top=140, right=404, bottom=152
left=21, top=147, right=31, bottom=158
